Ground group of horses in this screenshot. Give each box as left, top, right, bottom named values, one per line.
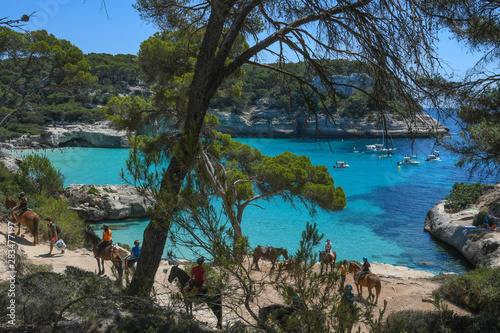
left=5, top=196, right=380, bottom=329
left=254, top=246, right=380, bottom=305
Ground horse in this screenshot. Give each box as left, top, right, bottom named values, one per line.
left=319, top=250, right=337, bottom=274
left=252, top=246, right=289, bottom=271
left=84, top=230, right=122, bottom=276
left=5, top=197, right=39, bottom=245
left=348, top=261, right=381, bottom=304
left=167, top=265, right=222, bottom=329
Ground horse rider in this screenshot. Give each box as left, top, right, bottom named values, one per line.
left=184, top=257, right=205, bottom=295
left=325, top=239, right=333, bottom=255
left=96, top=224, right=112, bottom=256
left=355, top=257, right=371, bottom=284
left=12, top=192, right=28, bottom=219
left=125, top=240, right=141, bottom=271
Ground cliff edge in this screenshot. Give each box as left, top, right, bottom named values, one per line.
left=424, top=184, right=500, bottom=268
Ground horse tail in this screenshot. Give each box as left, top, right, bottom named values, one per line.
left=375, top=277, right=382, bottom=296
left=33, top=214, right=39, bottom=244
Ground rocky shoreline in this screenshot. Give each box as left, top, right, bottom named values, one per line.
left=211, top=108, right=449, bottom=138
left=1, top=109, right=449, bottom=150
left=425, top=183, right=500, bottom=268
left=63, top=184, right=154, bottom=221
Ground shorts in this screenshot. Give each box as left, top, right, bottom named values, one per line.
left=189, top=281, right=203, bottom=288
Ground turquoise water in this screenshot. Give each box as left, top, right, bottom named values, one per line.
left=9, top=136, right=495, bottom=274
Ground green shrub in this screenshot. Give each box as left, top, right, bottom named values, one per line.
left=15, top=153, right=65, bottom=197
left=445, top=182, right=484, bottom=212
left=31, top=194, right=86, bottom=249
left=473, top=211, right=491, bottom=227
left=88, top=186, right=100, bottom=195
left=383, top=309, right=500, bottom=333
left=436, top=267, right=500, bottom=318
left=0, top=266, right=122, bottom=329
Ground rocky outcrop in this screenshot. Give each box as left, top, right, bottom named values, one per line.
left=63, top=184, right=153, bottom=221
left=0, top=150, right=22, bottom=173
left=211, top=106, right=448, bottom=138
left=41, top=121, right=131, bottom=148
left=424, top=184, right=500, bottom=268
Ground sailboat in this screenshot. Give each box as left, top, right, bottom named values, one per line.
left=365, top=121, right=396, bottom=154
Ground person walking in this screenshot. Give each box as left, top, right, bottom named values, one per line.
left=45, top=218, right=63, bottom=256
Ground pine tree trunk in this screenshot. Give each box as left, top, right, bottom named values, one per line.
left=127, top=2, right=230, bottom=296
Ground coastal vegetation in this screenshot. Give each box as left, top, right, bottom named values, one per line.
left=437, top=267, right=500, bottom=319
left=444, top=182, right=485, bottom=212
left=0, top=155, right=85, bottom=248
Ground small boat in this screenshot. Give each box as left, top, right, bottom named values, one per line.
left=397, top=156, right=420, bottom=165
left=365, top=144, right=396, bottom=154
left=425, top=154, right=441, bottom=162
left=333, top=161, right=349, bottom=168
left=433, top=149, right=440, bottom=156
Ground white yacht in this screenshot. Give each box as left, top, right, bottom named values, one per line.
left=397, top=156, right=420, bottom=165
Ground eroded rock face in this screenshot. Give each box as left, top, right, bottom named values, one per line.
left=211, top=108, right=449, bottom=138
left=424, top=184, right=500, bottom=268
left=63, top=184, right=154, bottom=221
left=41, top=122, right=131, bottom=148
left=0, top=151, right=22, bottom=173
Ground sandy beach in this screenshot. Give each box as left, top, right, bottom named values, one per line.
left=0, top=221, right=472, bottom=331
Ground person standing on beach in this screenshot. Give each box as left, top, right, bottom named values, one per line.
left=340, top=259, right=349, bottom=291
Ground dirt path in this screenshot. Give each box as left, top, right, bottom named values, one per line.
left=0, top=221, right=471, bottom=331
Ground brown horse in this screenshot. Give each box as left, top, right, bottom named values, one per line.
left=348, top=261, right=381, bottom=304
left=252, top=245, right=289, bottom=271
left=84, top=230, right=122, bottom=276
left=5, top=197, right=39, bottom=245
left=319, top=251, right=337, bottom=274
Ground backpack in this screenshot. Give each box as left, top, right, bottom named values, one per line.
left=52, top=223, right=62, bottom=235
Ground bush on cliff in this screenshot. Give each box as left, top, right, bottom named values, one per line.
left=436, top=267, right=500, bottom=318
left=445, top=182, right=484, bottom=212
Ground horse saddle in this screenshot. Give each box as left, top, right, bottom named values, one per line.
left=358, top=271, right=370, bottom=279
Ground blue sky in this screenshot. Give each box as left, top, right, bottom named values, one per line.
left=2, top=0, right=157, bottom=55
left=2, top=1, right=483, bottom=77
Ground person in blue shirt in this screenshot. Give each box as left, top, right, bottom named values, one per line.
left=125, top=240, right=141, bottom=271
left=341, top=285, right=354, bottom=306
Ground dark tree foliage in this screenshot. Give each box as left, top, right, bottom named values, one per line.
left=422, top=1, right=500, bottom=177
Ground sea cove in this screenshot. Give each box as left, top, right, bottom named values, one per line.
left=16, top=134, right=490, bottom=275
